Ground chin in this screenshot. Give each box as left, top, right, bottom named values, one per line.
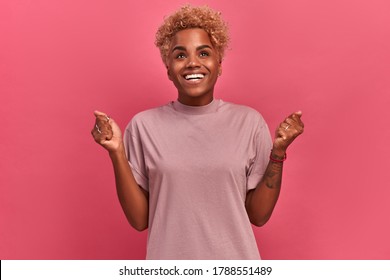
left=178, top=91, right=213, bottom=105
left=183, top=91, right=211, bottom=99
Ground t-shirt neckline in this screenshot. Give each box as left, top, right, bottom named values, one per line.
left=171, top=99, right=220, bottom=115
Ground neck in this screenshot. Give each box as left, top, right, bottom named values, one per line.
left=177, top=94, right=214, bottom=106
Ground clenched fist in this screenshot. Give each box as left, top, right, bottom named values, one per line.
left=91, top=111, right=124, bottom=153
left=273, top=111, right=304, bottom=156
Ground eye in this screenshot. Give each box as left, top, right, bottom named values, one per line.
left=176, top=53, right=186, bottom=59
left=199, top=51, right=210, bottom=57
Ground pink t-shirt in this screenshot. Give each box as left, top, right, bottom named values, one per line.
left=124, top=99, right=272, bottom=259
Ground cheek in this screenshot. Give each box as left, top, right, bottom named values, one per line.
left=167, top=66, right=178, bottom=80
left=206, top=60, right=220, bottom=75
left=170, top=63, right=184, bottom=76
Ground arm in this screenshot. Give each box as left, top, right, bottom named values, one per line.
left=245, top=111, right=304, bottom=227
left=91, top=111, right=149, bottom=231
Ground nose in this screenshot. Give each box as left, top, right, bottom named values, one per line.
left=186, top=55, right=201, bottom=68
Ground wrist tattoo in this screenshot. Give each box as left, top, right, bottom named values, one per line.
left=264, top=161, right=283, bottom=189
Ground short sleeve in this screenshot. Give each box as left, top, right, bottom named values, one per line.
left=123, top=120, right=149, bottom=191
left=246, top=118, right=273, bottom=191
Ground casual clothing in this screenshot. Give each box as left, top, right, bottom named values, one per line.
left=124, top=99, right=272, bottom=259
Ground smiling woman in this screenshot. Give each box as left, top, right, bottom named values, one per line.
left=91, top=4, right=304, bottom=260
left=166, top=28, right=221, bottom=106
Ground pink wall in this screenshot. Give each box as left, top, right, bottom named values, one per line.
left=1, top=0, right=389, bottom=259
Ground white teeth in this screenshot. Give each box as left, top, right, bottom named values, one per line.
left=185, top=74, right=205, bottom=80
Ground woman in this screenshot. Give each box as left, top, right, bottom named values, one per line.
left=91, top=5, right=304, bottom=259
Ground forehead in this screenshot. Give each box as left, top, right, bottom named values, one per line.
left=170, top=28, right=213, bottom=49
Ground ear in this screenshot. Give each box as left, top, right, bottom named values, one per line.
left=218, top=63, right=222, bottom=77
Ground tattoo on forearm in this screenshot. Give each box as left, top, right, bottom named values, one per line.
left=264, top=161, right=283, bottom=189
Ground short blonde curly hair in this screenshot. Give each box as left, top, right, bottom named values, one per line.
left=155, top=5, right=230, bottom=65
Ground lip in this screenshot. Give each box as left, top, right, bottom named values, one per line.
left=182, top=72, right=207, bottom=84
left=182, top=71, right=206, bottom=75
left=182, top=72, right=206, bottom=77
left=183, top=78, right=204, bottom=85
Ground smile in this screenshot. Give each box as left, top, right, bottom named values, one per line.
left=184, top=73, right=205, bottom=80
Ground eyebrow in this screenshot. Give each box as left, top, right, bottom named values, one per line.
left=171, top=44, right=213, bottom=53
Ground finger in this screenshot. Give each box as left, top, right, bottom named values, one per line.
left=92, top=127, right=112, bottom=145
left=284, top=118, right=294, bottom=126
left=107, top=116, right=114, bottom=126
left=94, top=110, right=111, bottom=122
left=92, top=123, right=103, bottom=138
left=283, top=110, right=299, bottom=122
left=284, top=122, right=302, bottom=135
left=296, top=110, right=302, bottom=115
left=284, top=111, right=301, bottom=121
left=283, top=116, right=300, bottom=132
left=95, top=123, right=102, bottom=134
left=292, top=111, right=302, bottom=118
left=291, top=117, right=304, bottom=131
left=104, top=125, right=113, bottom=140
left=94, top=120, right=105, bottom=134
left=94, top=114, right=111, bottom=130
left=284, top=118, right=303, bottom=132
left=93, top=113, right=113, bottom=134
left=291, top=111, right=303, bottom=122
left=285, top=112, right=303, bottom=129
left=91, top=127, right=104, bottom=144
left=96, top=124, right=113, bottom=140
left=276, top=126, right=289, bottom=141
left=94, top=110, right=107, bottom=117
left=278, top=121, right=290, bottom=131
left=279, top=119, right=301, bottom=134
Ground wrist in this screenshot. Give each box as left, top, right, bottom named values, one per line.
left=108, top=143, right=126, bottom=160
left=270, top=148, right=287, bottom=163
left=271, top=147, right=286, bottom=159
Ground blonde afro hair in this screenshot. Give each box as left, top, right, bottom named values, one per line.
left=155, top=5, right=230, bottom=64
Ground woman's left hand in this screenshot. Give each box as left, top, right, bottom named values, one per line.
left=273, top=111, right=304, bottom=154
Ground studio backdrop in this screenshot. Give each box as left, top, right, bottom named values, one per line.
left=1, top=0, right=389, bottom=259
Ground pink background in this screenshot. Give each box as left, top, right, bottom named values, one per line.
left=1, top=0, right=389, bottom=259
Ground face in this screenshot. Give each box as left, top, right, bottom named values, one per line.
left=166, top=28, right=222, bottom=106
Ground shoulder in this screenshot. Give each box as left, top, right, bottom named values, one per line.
left=125, top=103, right=172, bottom=133
left=219, top=100, right=267, bottom=125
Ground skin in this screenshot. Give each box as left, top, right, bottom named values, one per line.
left=245, top=111, right=304, bottom=226
left=91, top=111, right=149, bottom=231
left=166, top=28, right=222, bottom=106
left=91, top=28, right=304, bottom=230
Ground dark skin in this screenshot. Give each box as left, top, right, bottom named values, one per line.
left=246, top=111, right=304, bottom=226
left=91, top=28, right=304, bottom=230
left=166, top=28, right=221, bottom=106
left=91, top=112, right=149, bottom=231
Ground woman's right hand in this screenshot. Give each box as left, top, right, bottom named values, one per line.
left=91, top=110, right=124, bottom=153
left=92, top=111, right=148, bottom=230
